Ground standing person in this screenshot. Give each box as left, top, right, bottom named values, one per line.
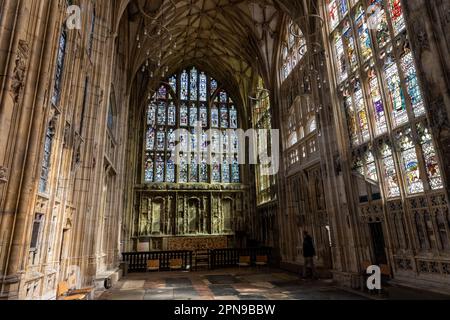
left=302, top=231, right=317, bottom=279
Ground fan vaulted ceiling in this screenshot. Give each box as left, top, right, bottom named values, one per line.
left=115, top=0, right=295, bottom=107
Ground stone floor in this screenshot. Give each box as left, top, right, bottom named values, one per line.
left=97, top=269, right=368, bottom=300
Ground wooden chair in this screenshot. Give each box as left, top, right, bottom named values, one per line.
left=237, top=256, right=251, bottom=269
left=57, top=281, right=87, bottom=301
left=256, top=255, right=268, bottom=266
left=169, top=258, right=183, bottom=271
left=147, top=259, right=160, bottom=272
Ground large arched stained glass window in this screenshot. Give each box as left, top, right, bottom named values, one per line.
left=325, top=0, right=443, bottom=197
left=144, top=67, right=240, bottom=184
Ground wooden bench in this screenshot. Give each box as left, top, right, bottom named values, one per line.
left=237, top=256, right=251, bottom=268
left=147, top=259, right=160, bottom=272
left=57, top=281, right=93, bottom=300
left=169, top=258, right=184, bottom=271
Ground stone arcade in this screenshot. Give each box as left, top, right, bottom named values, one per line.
left=0, top=0, right=450, bottom=300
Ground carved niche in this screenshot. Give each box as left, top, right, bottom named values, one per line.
left=10, top=40, right=29, bottom=104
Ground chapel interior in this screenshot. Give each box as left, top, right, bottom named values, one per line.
left=1, top=0, right=450, bottom=300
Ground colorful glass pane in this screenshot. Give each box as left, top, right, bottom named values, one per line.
left=343, top=20, right=358, bottom=72
left=222, top=157, right=230, bottom=183
left=169, top=76, right=177, bottom=93
left=338, top=0, right=348, bottom=17
left=156, top=128, right=165, bottom=151
left=380, top=143, right=401, bottom=197
left=220, top=105, right=229, bottom=128
left=157, top=102, right=166, bottom=125
left=200, top=157, right=208, bottom=182
left=328, top=0, right=339, bottom=31
left=189, top=104, right=198, bottom=127
left=368, top=69, right=387, bottom=135
left=417, top=123, right=443, bottom=190
left=155, top=154, right=165, bottom=182
left=232, top=156, right=240, bottom=183
left=167, top=128, right=175, bottom=151
left=144, top=153, right=154, bottom=182
left=147, top=103, right=156, bottom=126
left=199, top=72, right=207, bottom=102
left=179, top=153, right=188, bottom=183
left=190, top=67, right=198, bottom=101
left=370, top=0, right=390, bottom=48
left=400, top=52, right=425, bottom=117
left=398, top=130, right=424, bottom=194
left=354, top=6, right=373, bottom=61
left=389, top=0, right=406, bottom=35
left=168, top=102, right=176, bottom=126
left=180, top=103, right=188, bottom=126
left=210, top=79, right=218, bottom=96
left=157, top=86, right=167, bottom=100
left=354, top=80, right=370, bottom=143
left=146, top=128, right=155, bottom=151
left=212, top=155, right=221, bottom=183
left=230, top=106, right=238, bottom=129
left=344, top=92, right=359, bottom=146
left=190, top=154, right=198, bottom=182
left=211, top=105, right=219, bottom=128
left=334, top=31, right=348, bottom=83
left=166, top=157, right=175, bottom=183
left=220, top=91, right=228, bottom=103
left=200, top=104, right=208, bottom=127
left=384, top=56, right=407, bottom=127
left=180, top=70, right=188, bottom=100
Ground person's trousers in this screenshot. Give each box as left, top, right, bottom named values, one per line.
left=303, top=257, right=316, bottom=278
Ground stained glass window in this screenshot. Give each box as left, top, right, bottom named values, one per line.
left=354, top=5, right=372, bottom=62
left=155, top=154, right=165, bottom=183
left=398, top=129, right=424, bottom=194
left=380, top=142, right=401, bottom=197
left=389, top=0, right=406, bottom=35
left=211, top=105, right=219, bottom=128
left=344, top=91, right=359, bottom=146
left=190, top=104, right=198, bottom=127
left=354, top=79, right=370, bottom=143
left=146, top=128, right=155, bottom=150
left=144, top=152, right=154, bottom=183
left=180, top=70, right=188, bottom=100
left=169, top=76, right=177, bottom=93
left=384, top=55, right=407, bottom=127
left=334, top=31, right=348, bottom=83
left=199, top=72, right=207, bottom=102
left=210, top=79, right=218, bottom=95
left=368, top=69, right=387, bottom=135
left=343, top=20, right=358, bottom=72
left=400, top=51, right=425, bottom=117
left=370, top=0, right=390, bottom=49
left=168, top=102, right=176, bottom=126
left=180, top=103, right=188, bottom=127
left=281, top=19, right=307, bottom=82
left=220, top=105, right=229, bottom=128
left=328, top=0, right=339, bottom=31
left=190, top=67, right=198, bottom=101
left=144, top=67, right=240, bottom=184
left=325, top=0, right=444, bottom=200
left=417, top=123, right=443, bottom=190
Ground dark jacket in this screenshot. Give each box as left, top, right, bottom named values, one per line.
left=303, top=235, right=316, bottom=258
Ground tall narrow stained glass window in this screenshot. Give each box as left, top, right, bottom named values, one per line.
left=325, top=0, right=443, bottom=198
left=144, top=67, right=240, bottom=184
left=281, top=19, right=307, bottom=82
